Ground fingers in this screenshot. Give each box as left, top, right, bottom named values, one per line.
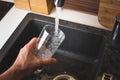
left=39, top=58, right=56, bottom=66
left=23, top=37, right=56, bottom=67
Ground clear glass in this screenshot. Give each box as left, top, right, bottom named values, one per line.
left=35, top=24, right=65, bottom=58
left=34, top=24, right=65, bottom=74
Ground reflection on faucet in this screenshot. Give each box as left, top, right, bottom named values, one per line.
left=111, top=13, right=120, bottom=49
left=54, top=0, right=65, bottom=7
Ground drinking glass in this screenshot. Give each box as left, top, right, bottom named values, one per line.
left=34, top=24, right=65, bottom=73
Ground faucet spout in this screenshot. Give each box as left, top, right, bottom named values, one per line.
left=54, top=0, right=65, bottom=7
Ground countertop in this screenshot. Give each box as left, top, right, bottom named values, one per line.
left=0, top=0, right=110, bottom=50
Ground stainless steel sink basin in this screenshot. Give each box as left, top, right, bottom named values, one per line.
left=0, top=13, right=105, bottom=80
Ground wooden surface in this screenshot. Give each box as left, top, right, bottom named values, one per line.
left=14, top=0, right=30, bottom=10
left=14, top=0, right=54, bottom=14
left=98, top=0, right=120, bottom=30
left=29, top=0, right=54, bottom=14
left=64, top=0, right=100, bottom=15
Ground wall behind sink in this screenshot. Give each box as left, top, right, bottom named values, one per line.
left=64, top=0, right=99, bottom=15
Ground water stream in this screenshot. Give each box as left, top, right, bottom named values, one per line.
left=55, top=7, right=62, bottom=35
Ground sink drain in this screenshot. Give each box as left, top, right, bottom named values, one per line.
left=52, top=72, right=76, bottom=80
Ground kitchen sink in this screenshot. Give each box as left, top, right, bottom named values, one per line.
left=0, top=13, right=105, bottom=80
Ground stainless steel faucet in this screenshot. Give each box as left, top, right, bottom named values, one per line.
left=54, top=0, right=65, bottom=7
left=111, top=13, right=120, bottom=46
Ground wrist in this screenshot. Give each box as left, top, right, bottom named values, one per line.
left=0, top=65, right=23, bottom=80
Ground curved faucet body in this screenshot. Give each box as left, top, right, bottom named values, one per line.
left=111, top=13, right=120, bottom=45
left=54, top=0, right=65, bottom=7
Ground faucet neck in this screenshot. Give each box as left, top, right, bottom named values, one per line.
left=54, top=0, right=65, bottom=7
left=111, top=13, right=120, bottom=47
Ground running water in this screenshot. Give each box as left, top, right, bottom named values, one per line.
left=55, top=6, right=62, bottom=35
left=34, top=1, right=65, bottom=74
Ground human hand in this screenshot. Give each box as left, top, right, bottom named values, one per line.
left=13, top=37, right=56, bottom=76
left=0, top=37, right=56, bottom=80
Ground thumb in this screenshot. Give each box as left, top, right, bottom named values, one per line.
left=25, top=37, right=38, bottom=50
